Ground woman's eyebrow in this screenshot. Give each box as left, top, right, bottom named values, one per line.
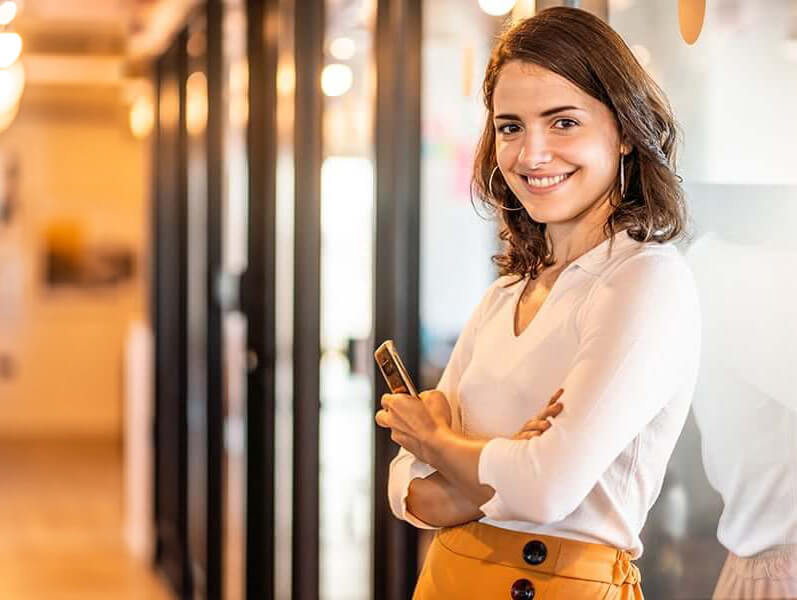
left=494, top=105, right=585, bottom=121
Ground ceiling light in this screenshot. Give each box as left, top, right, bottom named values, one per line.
left=129, top=95, right=154, bottom=139
left=478, top=0, right=517, bottom=17
left=0, top=1, right=17, bottom=26
left=0, top=62, right=25, bottom=115
left=0, top=32, right=22, bottom=69
left=321, top=64, right=353, bottom=97
left=329, top=37, right=356, bottom=61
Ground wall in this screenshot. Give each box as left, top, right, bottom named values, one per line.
left=0, top=90, right=147, bottom=439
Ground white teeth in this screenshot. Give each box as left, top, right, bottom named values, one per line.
left=525, top=173, right=570, bottom=187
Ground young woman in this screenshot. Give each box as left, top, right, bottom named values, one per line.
left=375, top=7, right=701, bottom=600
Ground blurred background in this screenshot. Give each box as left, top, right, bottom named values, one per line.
left=0, top=0, right=795, bottom=599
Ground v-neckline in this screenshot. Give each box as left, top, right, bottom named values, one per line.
left=511, top=269, right=567, bottom=339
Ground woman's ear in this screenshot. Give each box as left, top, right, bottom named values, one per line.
left=620, top=141, right=632, bottom=156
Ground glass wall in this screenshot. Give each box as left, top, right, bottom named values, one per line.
left=319, top=1, right=377, bottom=599
left=220, top=1, right=249, bottom=597
left=417, top=2, right=797, bottom=598
left=611, top=2, right=797, bottom=597
left=417, top=0, right=503, bottom=566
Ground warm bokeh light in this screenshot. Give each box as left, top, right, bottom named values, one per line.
left=186, top=71, right=208, bottom=135
left=329, top=37, right=356, bottom=61
left=0, top=1, right=17, bottom=26
left=277, top=62, right=295, bottom=96
left=0, top=61, right=24, bottom=114
left=511, top=0, right=535, bottom=20
left=0, top=96, right=18, bottom=133
left=0, top=32, right=22, bottom=69
left=478, top=0, right=516, bottom=17
left=129, top=94, right=154, bottom=139
left=228, top=59, right=248, bottom=128
left=321, top=63, right=353, bottom=97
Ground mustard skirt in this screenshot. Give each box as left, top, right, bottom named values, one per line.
left=412, top=522, right=644, bottom=600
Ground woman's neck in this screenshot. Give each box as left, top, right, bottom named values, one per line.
left=545, top=220, right=612, bottom=269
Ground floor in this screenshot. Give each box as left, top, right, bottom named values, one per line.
left=0, top=440, right=172, bottom=600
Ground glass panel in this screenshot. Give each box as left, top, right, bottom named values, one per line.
left=221, top=1, right=249, bottom=598
left=418, top=0, right=499, bottom=565
left=274, top=1, right=296, bottom=597
left=609, top=3, right=797, bottom=598
left=185, top=12, right=210, bottom=586
left=319, top=2, right=377, bottom=599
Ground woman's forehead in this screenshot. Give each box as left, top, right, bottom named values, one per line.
left=493, top=61, right=593, bottom=113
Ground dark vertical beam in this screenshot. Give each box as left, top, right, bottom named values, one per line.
left=372, top=0, right=423, bottom=599
left=154, top=30, right=193, bottom=598
left=205, top=0, right=224, bottom=597
left=244, top=0, right=279, bottom=597
left=150, top=56, right=162, bottom=573
left=292, top=0, right=324, bottom=599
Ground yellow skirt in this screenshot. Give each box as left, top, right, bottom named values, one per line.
left=413, top=522, right=644, bottom=600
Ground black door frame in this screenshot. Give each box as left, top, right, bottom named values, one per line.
left=372, top=1, right=424, bottom=599
left=243, top=0, right=280, bottom=597
left=291, top=0, right=324, bottom=599
left=152, top=29, right=193, bottom=598
left=183, top=1, right=224, bottom=597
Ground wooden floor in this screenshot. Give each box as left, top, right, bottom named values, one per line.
left=0, top=441, right=172, bottom=600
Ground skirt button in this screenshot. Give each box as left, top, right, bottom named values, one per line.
left=523, top=540, right=547, bottom=565
left=510, top=578, right=535, bottom=600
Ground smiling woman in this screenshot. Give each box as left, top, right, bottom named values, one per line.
left=472, top=7, right=686, bottom=281
left=378, top=6, right=701, bottom=600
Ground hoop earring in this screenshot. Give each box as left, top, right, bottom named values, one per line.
left=619, top=154, right=626, bottom=199
left=487, top=166, right=526, bottom=211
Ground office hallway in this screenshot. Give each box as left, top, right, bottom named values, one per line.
left=0, top=441, right=171, bottom=599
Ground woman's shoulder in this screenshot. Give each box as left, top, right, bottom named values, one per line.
left=601, top=234, right=692, bottom=285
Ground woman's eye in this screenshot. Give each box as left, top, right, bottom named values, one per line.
left=497, top=123, right=521, bottom=135
left=553, top=118, right=579, bottom=130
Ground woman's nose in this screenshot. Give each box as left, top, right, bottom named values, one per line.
left=517, top=135, right=553, bottom=170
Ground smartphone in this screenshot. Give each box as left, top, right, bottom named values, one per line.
left=374, top=339, right=419, bottom=398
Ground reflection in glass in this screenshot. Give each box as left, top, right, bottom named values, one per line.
left=611, top=1, right=797, bottom=596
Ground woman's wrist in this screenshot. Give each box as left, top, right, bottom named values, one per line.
left=424, top=427, right=495, bottom=508
left=407, top=473, right=484, bottom=527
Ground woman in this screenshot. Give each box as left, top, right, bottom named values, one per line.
left=375, top=7, right=701, bottom=600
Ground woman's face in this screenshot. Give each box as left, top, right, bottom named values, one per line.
left=492, top=60, right=628, bottom=225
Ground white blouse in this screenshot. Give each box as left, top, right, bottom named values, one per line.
left=388, top=229, right=702, bottom=558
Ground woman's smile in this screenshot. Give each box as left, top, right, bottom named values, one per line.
left=517, top=169, right=578, bottom=195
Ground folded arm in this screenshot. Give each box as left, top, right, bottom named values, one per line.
left=425, top=254, right=701, bottom=523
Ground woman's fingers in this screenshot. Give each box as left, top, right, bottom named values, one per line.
left=539, top=401, right=564, bottom=420
left=521, top=418, right=552, bottom=432
left=548, top=388, right=565, bottom=405
left=523, top=402, right=563, bottom=429
left=375, top=409, right=390, bottom=428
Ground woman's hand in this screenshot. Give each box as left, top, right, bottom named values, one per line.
left=375, top=389, right=452, bottom=463
left=511, top=388, right=564, bottom=440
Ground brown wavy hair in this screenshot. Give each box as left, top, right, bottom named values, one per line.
left=471, top=7, right=688, bottom=281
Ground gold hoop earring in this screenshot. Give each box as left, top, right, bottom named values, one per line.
left=487, top=166, right=526, bottom=212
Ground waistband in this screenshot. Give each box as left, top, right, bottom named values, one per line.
left=435, top=521, right=640, bottom=586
